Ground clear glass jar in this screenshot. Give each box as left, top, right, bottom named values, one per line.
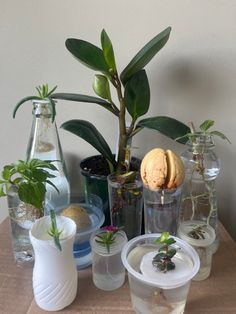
left=144, top=186, right=182, bottom=236
left=180, top=133, right=220, bottom=252
left=90, top=229, right=127, bottom=291
left=7, top=185, right=43, bottom=265
left=27, top=100, right=70, bottom=211
left=107, top=173, right=143, bottom=240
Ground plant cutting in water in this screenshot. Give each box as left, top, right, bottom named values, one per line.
left=188, top=224, right=206, bottom=240
left=95, top=225, right=119, bottom=253
left=48, top=210, right=63, bottom=251
left=152, top=232, right=177, bottom=273
left=51, top=28, right=190, bottom=177
left=177, top=119, right=230, bottom=225
left=13, top=84, right=57, bottom=122
left=0, top=159, right=62, bottom=250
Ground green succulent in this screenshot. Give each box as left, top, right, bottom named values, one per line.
left=13, top=84, right=57, bottom=122
left=51, top=28, right=190, bottom=174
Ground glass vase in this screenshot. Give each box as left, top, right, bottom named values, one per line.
left=107, top=173, right=143, bottom=240
left=90, top=229, right=127, bottom=291
left=7, top=185, right=43, bottom=265
left=180, top=133, right=220, bottom=252
left=26, top=100, right=70, bottom=211
left=144, top=186, right=182, bottom=236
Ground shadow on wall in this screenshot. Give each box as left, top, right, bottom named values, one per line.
left=64, top=152, right=83, bottom=198
left=150, top=57, right=228, bottom=117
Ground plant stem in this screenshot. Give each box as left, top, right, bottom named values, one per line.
left=115, top=75, right=128, bottom=173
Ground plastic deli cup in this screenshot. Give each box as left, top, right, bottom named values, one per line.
left=178, top=220, right=216, bottom=281
left=90, top=230, right=128, bottom=291
left=121, top=233, right=200, bottom=314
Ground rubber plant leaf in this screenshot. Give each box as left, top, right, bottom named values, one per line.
left=101, top=29, right=117, bottom=72
left=61, top=119, right=116, bottom=167
left=121, top=27, right=171, bottom=84
left=93, top=75, right=111, bottom=101
left=51, top=93, right=117, bottom=116
left=65, top=38, right=110, bottom=74
left=124, top=69, right=150, bottom=120
left=136, top=116, right=190, bottom=144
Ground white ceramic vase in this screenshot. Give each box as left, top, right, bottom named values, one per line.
left=29, top=215, right=78, bottom=311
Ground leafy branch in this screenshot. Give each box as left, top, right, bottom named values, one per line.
left=0, top=159, right=58, bottom=211
left=51, top=28, right=190, bottom=175
left=176, top=119, right=231, bottom=144
left=152, top=232, right=177, bottom=273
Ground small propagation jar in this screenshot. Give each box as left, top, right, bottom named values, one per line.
left=90, top=228, right=128, bottom=291
left=177, top=220, right=215, bottom=281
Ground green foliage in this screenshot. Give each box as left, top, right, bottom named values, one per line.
left=13, top=84, right=57, bottom=122
left=95, top=225, right=119, bottom=253
left=48, top=210, right=62, bottom=251
left=153, top=232, right=177, bottom=273
left=61, top=119, right=116, bottom=171
left=124, top=70, right=150, bottom=120
left=0, top=159, right=58, bottom=210
left=51, top=28, right=190, bottom=174
left=176, top=119, right=231, bottom=143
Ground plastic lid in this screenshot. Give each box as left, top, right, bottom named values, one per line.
left=140, top=250, right=193, bottom=285
left=121, top=233, right=200, bottom=289
left=177, top=220, right=216, bottom=247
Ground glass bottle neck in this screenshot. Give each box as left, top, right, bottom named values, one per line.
left=32, top=100, right=53, bottom=119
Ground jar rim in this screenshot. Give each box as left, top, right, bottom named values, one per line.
left=186, top=132, right=215, bottom=148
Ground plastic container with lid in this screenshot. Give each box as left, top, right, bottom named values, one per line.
left=90, top=229, right=127, bottom=291
left=177, top=220, right=215, bottom=281
left=121, top=233, right=200, bottom=314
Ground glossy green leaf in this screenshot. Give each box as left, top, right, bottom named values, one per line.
left=61, top=120, right=116, bottom=167
left=136, top=116, right=190, bottom=144
left=124, top=70, right=150, bottom=119
left=51, top=93, right=117, bottom=116
left=199, top=120, right=214, bottom=132
left=66, top=38, right=109, bottom=74
left=121, top=27, right=171, bottom=84
left=93, top=75, right=111, bottom=101
left=101, top=29, right=117, bottom=72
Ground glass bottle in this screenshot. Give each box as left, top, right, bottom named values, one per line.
left=180, top=133, right=220, bottom=252
left=26, top=100, right=70, bottom=211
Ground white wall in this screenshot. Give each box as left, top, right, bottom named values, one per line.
left=1, top=0, right=236, bottom=239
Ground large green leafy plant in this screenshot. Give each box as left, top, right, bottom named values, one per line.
left=52, top=27, right=190, bottom=174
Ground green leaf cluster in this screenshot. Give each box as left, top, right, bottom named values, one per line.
left=153, top=232, right=177, bottom=273
left=51, top=28, right=190, bottom=173
left=0, top=159, right=58, bottom=211
left=13, top=84, right=57, bottom=122
left=176, top=119, right=231, bottom=144
left=95, top=227, right=119, bottom=253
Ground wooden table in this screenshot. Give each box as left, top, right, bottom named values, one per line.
left=0, top=218, right=236, bottom=314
